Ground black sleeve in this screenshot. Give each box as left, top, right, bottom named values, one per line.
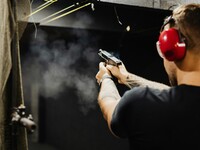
left=110, top=87, right=147, bottom=138
left=111, top=86, right=171, bottom=138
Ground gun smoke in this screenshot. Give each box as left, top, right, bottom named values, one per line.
left=22, top=13, right=100, bottom=115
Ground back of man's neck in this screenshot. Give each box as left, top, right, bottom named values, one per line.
left=178, top=71, right=200, bottom=86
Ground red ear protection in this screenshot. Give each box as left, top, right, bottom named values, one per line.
left=156, top=28, right=186, bottom=61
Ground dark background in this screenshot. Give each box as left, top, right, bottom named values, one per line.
left=20, top=1, right=171, bottom=150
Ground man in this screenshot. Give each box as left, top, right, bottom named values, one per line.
left=96, top=3, right=200, bottom=150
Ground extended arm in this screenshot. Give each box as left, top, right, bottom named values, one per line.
left=106, top=63, right=170, bottom=90
left=124, top=73, right=170, bottom=89
left=96, top=63, right=121, bottom=136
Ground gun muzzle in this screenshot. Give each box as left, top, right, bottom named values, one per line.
left=98, top=49, right=122, bottom=66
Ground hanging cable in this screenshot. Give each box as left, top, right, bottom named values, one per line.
left=114, top=6, right=123, bottom=26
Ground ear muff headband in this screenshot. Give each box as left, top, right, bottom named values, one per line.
left=157, top=16, right=186, bottom=61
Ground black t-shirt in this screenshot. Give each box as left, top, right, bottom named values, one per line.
left=111, top=85, right=200, bottom=150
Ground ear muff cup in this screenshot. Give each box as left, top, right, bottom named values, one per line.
left=157, top=28, right=186, bottom=61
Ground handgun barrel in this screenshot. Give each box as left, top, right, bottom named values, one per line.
left=98, top=49, right=122, bottom=66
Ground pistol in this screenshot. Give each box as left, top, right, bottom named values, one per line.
left=98, top=49, right=122, bottom=66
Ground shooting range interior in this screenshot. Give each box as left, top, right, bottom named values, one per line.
left=20, top=1, right=171, bottom=149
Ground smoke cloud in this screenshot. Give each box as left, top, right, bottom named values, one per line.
left=22, top=13, right=100, bottom=115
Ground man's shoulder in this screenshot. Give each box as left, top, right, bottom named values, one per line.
left=122, top=86, right=171, bottom=105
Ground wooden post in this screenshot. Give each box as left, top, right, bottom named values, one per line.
left=0, top=0, right=30, bottom=149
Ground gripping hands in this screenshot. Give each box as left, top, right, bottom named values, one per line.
left=97, top=49, right=129, bottom=85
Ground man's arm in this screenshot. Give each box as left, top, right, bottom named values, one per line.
left=96, top=63, right=121, bottom=136
left=124, top=73, right=170, bottom=89
left=98, top=76, right=120, bottom=136
left=106, top=63, right=170, bottom=90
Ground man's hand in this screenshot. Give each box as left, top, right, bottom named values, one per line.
left=106, top=63, right=129, bottom=85
left=96, top=62, right=111, bottom=85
